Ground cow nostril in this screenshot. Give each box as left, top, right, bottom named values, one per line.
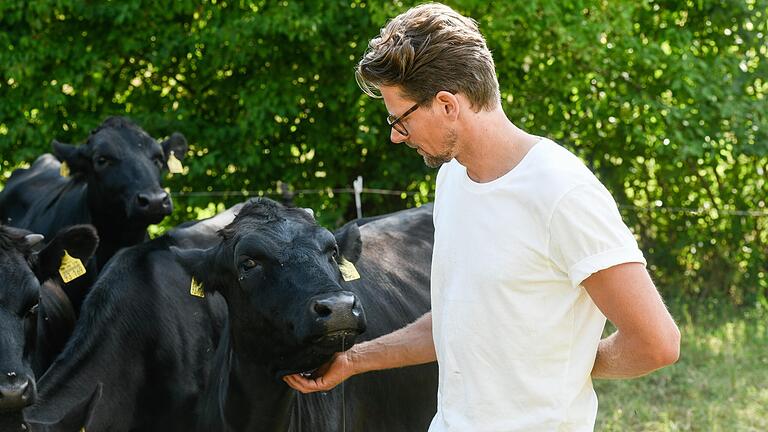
left=137, top=194, right=150, bottom=208
left=313, top=302, right=332, bottom=318
left=21, top=381, right=32, bottom=401
left=0, top=375, right=33, bottom=403
left=352, top=300, right=363, bottom=317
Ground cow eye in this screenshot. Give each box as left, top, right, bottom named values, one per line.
left=94, top=155, right=112, bottom=167
left=240, top=258, right=261, bottom=272
left=152, top=155, right=164, bottom=168
left=24, top=303, right=39, bottom=320
left=331, top=245, right=339, bottom=260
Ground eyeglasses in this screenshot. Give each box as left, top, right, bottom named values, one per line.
left=386, top=102, right=420, bottom=137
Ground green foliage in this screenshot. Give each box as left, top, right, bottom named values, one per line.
left=1, top=0, right=766, bottom=305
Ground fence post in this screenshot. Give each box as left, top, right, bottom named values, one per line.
left=353, top=176, right=363, bottom=219
left=277, top=180, right=294, bottom=207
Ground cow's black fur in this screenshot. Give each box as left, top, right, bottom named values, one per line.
left=23, top=206, right=241, bottom=432
left=23, top=201, right=437, bottom=431
left=0, top=116, right=188, bottom=313
left=0, top=224, right=98, bottom=419
left=174, top=198, right=438, bottom=431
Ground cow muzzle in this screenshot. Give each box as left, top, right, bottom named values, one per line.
left=133, top=190, right=172, bottom=220
left=0, top=371, right=36, bottom=411
left=308, top=291, right=366, bottom=340
left=274, top=292, right=366, bottom=378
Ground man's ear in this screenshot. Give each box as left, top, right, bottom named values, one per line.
left=162, top=132, right=189, bottom=162
left=35, top=225, right=99, bottom=282
left=435, top=90, right=460, bottom=120
left=170, top=246, right=226, bottom=294
left=334, top=222, right=362, bottom=263
left=52, top=140, right=91, bottom=173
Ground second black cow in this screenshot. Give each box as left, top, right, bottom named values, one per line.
left=173, top=198, right=437, bottom=431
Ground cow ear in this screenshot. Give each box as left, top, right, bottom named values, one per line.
left=170, top=246, right=226, bottom=293
left=334, top=222, right=362, bottom=263
left=35, top=225, right=99, bottom=282
left=52, top=140, right=90, bottom=173
left=162, top=132, right=189, bottom=162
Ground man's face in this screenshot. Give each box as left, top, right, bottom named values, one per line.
left=380, top=86, right=457, bottom=168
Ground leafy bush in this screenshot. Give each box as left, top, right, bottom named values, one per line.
left=1, top=0, right=766, bottom=305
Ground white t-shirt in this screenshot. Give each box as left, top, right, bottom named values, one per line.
left=428, top=138, right=645, bottom=432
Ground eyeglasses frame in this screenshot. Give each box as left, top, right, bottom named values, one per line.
left=386, top=102, right=420, bottom=137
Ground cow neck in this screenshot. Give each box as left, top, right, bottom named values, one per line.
left=222, top=327, right=295, bottom=432
left=83, top=184, right=147, bottom=269
left=89, top=215, right=148, bottom=270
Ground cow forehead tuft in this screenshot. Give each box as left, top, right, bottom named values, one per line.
left=90, top=127, right=156, bottom=150
left=90, top=116, right=140, bottom=134
left=85, top=117, right=156, bottom=150
left=219, top=198, right=317, bottom=240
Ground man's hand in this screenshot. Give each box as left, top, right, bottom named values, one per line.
left=283, top=312, right=436, bottom=393
left=283, top=351, right=356, bottom=393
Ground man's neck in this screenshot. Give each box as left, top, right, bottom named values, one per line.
left=456, top=108, right=539, bottom=183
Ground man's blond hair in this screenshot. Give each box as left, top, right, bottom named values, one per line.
left=356, top=2, right=500, bottom=111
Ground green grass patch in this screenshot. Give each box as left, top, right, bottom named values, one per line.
left=594, top=304, right=768, bottom=431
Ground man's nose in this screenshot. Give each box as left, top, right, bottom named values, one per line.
left=390, top=127, right=407, bottom=143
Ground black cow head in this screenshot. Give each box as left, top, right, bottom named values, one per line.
left=0, top=225, right=98, bottom=412
left=172, top=199, right=367, bottom=377
left=52, top=116, right=188, bottom=226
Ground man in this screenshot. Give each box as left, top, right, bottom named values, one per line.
left=284, top=3, right=680, bottom=431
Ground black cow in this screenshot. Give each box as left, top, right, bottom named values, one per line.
left=23, top=206, right=242, bottom=432
left=0, top=224, right=98, bottom=431
left=172, top=198, right=437, bottom=431
left=0, top=116, right=188, bottom=313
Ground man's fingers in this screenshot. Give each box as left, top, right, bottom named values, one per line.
left=282, top=352, right=350, bottom=393
left=283, top=374, right=308, bottom=393
left=283, top=373, right=330, bottom=394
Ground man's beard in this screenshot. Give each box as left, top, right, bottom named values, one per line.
left=418, top=128, right=458, bottom=168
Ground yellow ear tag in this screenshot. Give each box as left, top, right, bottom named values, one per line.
left=59, top=250, right=86, bottom=283
left=190, top=277, right=205, bottom=298
left=60, top=161, right=70, bottom=177
left=167, top=151, right=184, bottom=174
left=338, top=257, right=360, bottom=282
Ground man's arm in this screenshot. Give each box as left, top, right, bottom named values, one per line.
left=583, top=262, right=680, bottom=379
left=283, top=312, right=436, bottom=393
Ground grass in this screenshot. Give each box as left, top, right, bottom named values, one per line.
left=594, top=303, right=768, bottom=431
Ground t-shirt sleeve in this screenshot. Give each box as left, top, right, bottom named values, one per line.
left=548, top=183, right=646, bottom=288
